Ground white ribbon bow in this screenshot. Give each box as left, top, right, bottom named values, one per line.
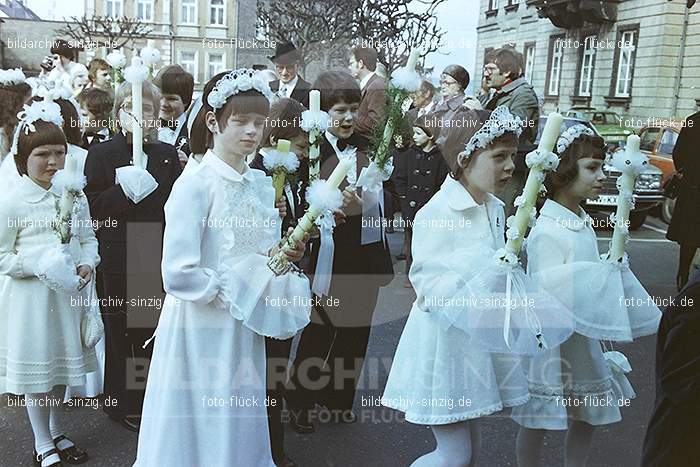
left=311, top=210, right=336, bottom=297
left=356, top=160, right=394, bottom=245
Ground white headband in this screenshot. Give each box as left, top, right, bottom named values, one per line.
left=206, top=68, right=276, bottom=110
left=460, top=106, right=523, bottom=163
left=555, top=124, right=595, bottom=155
left=11, top=99, right=64, bottom=155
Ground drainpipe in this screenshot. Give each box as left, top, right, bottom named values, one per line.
left=234, top=0, right=240, bottom=67
left=671, top=4, right=690, bottom=118
left=169, top=0, right=175, bottom=64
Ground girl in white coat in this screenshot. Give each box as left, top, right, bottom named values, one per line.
left=382, top=107, right=530, bottom=467
left=0, top=102, right=98, bottom=466
left=512, top=126, right=645, bottom=466
left=133, top=69, right=312, bottom=467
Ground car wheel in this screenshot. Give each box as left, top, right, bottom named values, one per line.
left=628, top=211, right=646, bottom=231
left=661, top=198, right=675, bottom=224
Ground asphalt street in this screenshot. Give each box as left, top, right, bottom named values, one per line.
left=0, top=215, right=681, bottom=467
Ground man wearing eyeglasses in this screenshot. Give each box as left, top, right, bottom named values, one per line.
left=269, top=43, right=311, bottom=108
left=482, top=47, right=540, bottom=215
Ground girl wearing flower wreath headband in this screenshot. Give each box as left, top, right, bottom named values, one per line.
left=512, top=125, right=660, bottom=466
left=382, top=106, right=531, bottom=466
left=133, top=70, right=311, bottom=467
left=0, top=99, right=99, bottom=467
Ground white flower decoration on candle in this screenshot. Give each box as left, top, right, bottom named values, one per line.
left=262, top=149, right=300, bottom=173
left=461, top=106, right=523, bottom=162
left=300, top=109, right=331, bottom=133
left=390, top=48, right=422, bottom=92
left=0, top=68, right=26, bottom=85
left=305, top=179, right=344, bottom=213
left=123, top=58, right=149, bottom=83
left=555, top=124, right=594, bottom=155
left=494, top=247, right=519, bottom=267
left=140, top=40, right=161, bottom=67
left=525, top=148, right=560, bottom=171
left=609, top=143, right=649, bottom=176
left=105, top=49, right=127, bottom=69
left=207, top=69, right=276, bottom=110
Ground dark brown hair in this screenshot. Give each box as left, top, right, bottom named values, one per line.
left=350, top=45, right=378, bottom=72
left=190, top=71, right=271, bottom=155
left=77, top=87, right=114, bottom=120
left=153, top=64, right=195, bottom=109
left=55, top=98, right=82, bottom=146
left=545, top=133, right=606, bottom=196
left=313, top=71, right=361, bottom=112
left=50, top=39, right=76, bottom=61
left=14, top=120, right=67, bottom=175
left=261, top=97, right=306, bottom=147
left=485, top=47, right=524, bottom=80
left=88, top=58, right=111, bottom=84
left=413, top=114, right=441, bottom=141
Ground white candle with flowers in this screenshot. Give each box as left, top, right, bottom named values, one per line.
left=504, top=112, right=563, bottom=255
left=123, top=57, right=149, bottom=169
left=263, top=139, right=299, bottom=201
left=607, top=135, right=648, bottom=262
left=300, top=89, right=330, bottom=184
left=268, top=160, right=352, bottom=274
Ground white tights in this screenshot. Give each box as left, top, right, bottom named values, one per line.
left=411, top=420, right=480, bottom=467
left=516, top=422, right=595, bottom=467
left=25, top=385, right=69, bottom=466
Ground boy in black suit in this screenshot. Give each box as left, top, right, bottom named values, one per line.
left=153, top=65, right=194, bottom=166
left=77, top=87, right=114, bottom=149
left=84, top=81, right=181, bottom=432
left=285, top=70, right=394, bottom=434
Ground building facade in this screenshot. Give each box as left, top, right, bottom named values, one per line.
left=85, top=0, right=272, bottom=88
left=476, top=0, right=700, bottom=122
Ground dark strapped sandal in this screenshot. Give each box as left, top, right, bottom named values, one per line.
left=33, top=448, right=62, bottom=467
left=52, top=435, right=89, bottom=464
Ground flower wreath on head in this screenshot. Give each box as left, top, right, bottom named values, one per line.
left=555, top=124, right=594, bottom=155
left=207, top=68, right=277, bottom=110
left=0, top=68, right=27, bottom=86
left=459, top=106, right=523, bottom=165
left=11, top=99, right=64, bottom=155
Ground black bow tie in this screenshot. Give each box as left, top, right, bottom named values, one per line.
left=337, top=138, right=351, bottom=151
left=160, top=118, right=177, bottom=130
left=85, top=132, right=105, bottom=141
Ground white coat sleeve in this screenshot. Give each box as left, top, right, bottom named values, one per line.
left=0, top=199, right=30, bottom=278
left=76, top=194, right=100, bottom=270
left=161, top=175, right=221, bottom=304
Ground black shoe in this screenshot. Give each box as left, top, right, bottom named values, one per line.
left=33, top=448, right=62, bottom=467
left=53, top=435, right=88, bottom=464
left=121, top=415, right=141, bottom=432
left=289, top=409, right=315, bottom=434
left=396, top=253, right=406, bottom=260
left=338, top=409, right=357, bottom=424
left=275, top=456, right=297, bottom=467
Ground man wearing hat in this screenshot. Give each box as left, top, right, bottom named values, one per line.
left=269, top=43, right=311, bottom=108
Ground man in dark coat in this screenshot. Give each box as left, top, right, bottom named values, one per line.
left=84, top=82, right=181, bottom=432
left=483, top=47, right=540, bottom=216
left=641, top=267, right=700, bottom=466
left=285, top=71, right=394, bottom=434
left=349, top=45, right=387, bottom=141
left=666, top=111, right=700, bottom=290
left=268, top=42, right=311, bottom=108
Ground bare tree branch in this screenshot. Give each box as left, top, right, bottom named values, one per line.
left=58, top=16, right=153, bottom=52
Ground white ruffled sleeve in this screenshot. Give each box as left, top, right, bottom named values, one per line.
left=161, top=175, right=221, bottom=304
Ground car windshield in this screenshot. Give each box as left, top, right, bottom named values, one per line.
left=584, top=112, right=621, bottom=125
left=535, top=119, right=596, bottom=144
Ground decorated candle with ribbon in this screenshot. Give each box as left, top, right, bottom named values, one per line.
left=262, top=139, right=300, bottom=201
left=123, top=56, right=149, bottom=169
left=53, top=151, right=87, bottom=243
left=504, top=112, right=564, bottom=256
left=606, top=134, right=648, bottom=262
left=267, top=160, right=351, bottom=275
left=300, top=89, right=330, bottom=184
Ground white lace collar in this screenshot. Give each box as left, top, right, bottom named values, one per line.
left=202, top=149, right=256, bottom=183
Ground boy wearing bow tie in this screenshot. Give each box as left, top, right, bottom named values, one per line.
left=154, top=65, right=194, bottom=167
left=77, top=87, right=114, bottom=149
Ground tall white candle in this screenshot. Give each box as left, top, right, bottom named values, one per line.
left=309, top=89, right=320, bottom=112
left=609, top=135, right=641, bottom=262
left=131, top=57, right=145, bottom=169
left=505, top=112, right=563, bottom=255
left=406, top=48, right=421, bottom=71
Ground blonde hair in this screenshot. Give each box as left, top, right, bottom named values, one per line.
left=113, top=81, right=161, bottom=119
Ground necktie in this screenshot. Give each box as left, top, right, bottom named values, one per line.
left=278, top=85, right=287, bottom=98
